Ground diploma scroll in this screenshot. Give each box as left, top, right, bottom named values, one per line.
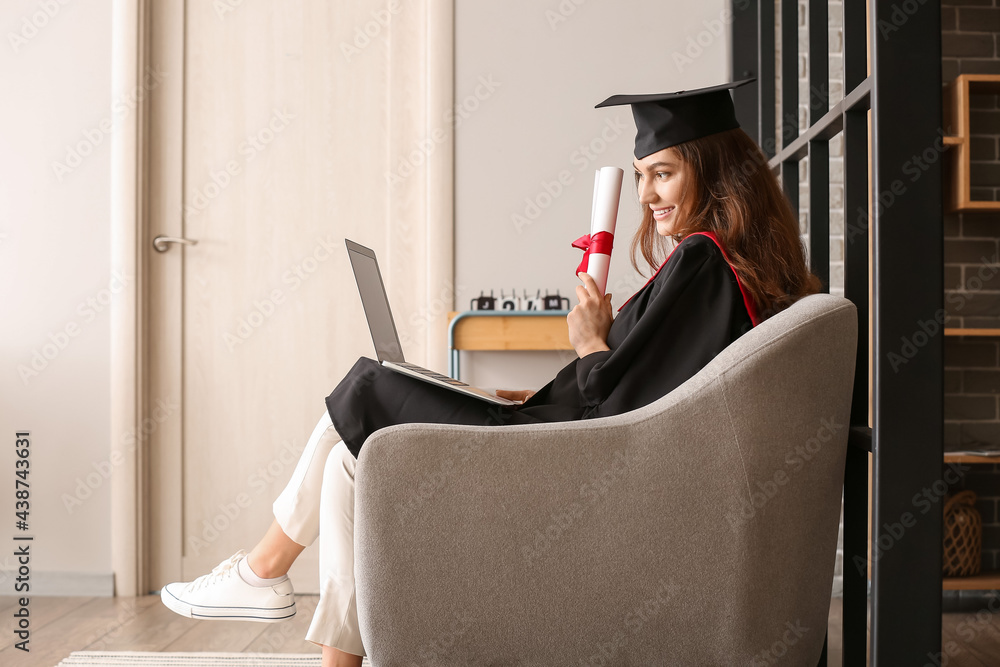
left=572, top=166, right=623, bottom=295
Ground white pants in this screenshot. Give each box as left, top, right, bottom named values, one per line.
left=272, top=411, right=365, bottom=657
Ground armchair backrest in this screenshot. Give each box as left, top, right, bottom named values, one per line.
left=666, top=292, right=857, bottom=662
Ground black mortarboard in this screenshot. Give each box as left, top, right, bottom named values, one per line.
left=595, top=78, right=755, bottom=159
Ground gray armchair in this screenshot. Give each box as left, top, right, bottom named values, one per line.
left=354, top=293, right=857, bottom=665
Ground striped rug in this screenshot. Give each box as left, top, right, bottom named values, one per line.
left=57, top=652, right=372, bottom=666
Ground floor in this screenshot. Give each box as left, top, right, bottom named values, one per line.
left=0, top=593, right=321, bottom=667
left=2, top=595, right=1000, bottom=666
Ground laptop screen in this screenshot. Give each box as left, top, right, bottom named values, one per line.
left=345, top=240, right=404, bottom=363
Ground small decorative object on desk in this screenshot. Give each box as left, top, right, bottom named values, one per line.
left=471, top=290, right=496, bottom=310
left=943, top=490, right=982, bottom=577
left=523, top=289, right=542, bottom=311
left=471, top=289, right=569, bottom=311
left=499, top=288, right=520, bottom=311
left=543, top=291, right=570, bottom=310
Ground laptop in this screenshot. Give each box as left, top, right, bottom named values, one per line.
left=345, top=239, right=518, bottom=406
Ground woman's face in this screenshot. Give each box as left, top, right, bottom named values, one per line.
left=633, top=147, right=694, bottom=236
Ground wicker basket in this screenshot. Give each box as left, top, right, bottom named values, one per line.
left=943, top=490, right=982, bottom=577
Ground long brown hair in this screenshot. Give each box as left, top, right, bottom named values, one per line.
left=629, top=127, right=821, bottom=320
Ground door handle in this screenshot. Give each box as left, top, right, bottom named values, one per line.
left=153, top=236, right=198, bottom=253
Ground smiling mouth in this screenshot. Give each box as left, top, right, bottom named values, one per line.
left=652, top=206, right=675, bottom=220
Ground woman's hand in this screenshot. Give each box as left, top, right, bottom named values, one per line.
left=495, top=389, right=536, bottom=404
left=568, top=272, right=613, bottom=358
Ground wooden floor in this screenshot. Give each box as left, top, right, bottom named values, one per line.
left=0, top=594, right=321, bottom=667
left=2, top=595, right=1000, bottom=666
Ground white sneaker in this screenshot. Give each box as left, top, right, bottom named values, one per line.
left=161, top=550, right=296, bottom=622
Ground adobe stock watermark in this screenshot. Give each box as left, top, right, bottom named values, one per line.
left=845, top=128, right=948, bottom=246
left=187, top=436, right=307, bottom=557
left=410, top=610, right=473, bottom=666
left=544, top=0, right=589, bottom=31
left=511, top=116, right=630, bottom=234
left=213, top=0, right=244, bottom=20
left=726, top=417, right=844, bottom=528
left=751, top=620, right=811, bottom=666
left=340, top=0, right=405, bottom=63
left=61, top=397, right=180, bottom=514
left=184, top=108, right=295, bottom=220
left=887, top=252, right=1000, bottom=373
left=743, top=82, right=831, bottom=163
left=223, top=235, right=337, bottom=351
left=672, top=0, right=751, bottom=72
left=375, top=384, right=519, bottom=525
left=0, top=552, right=26, bottom=588
left=51, top=66, right=166, bottom=182
left=395, top=438, right=484, bottom=525
left=577, top=577, right=680, bottom=666
left=81, top=600, right=142, bottom=651
left=18, top=270, right=133, bottom=386
left=876, top=0, right=933, bottom=40
left=522, top=448, right=633, bottom=566
left=385, top=74, right=502, bottom=187
left=853, top=462, right=970, bottom=575
left=397, top=278, right=467, bottom=350
left=925, top=591, right=1000, bottom=666
left=254, top=595, right=320, bottom=654
left=7, top=0, right=72, bottom=54
left=606, top=267, right=654, bottom=303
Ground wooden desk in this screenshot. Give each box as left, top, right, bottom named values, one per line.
left=447, top=310, right=572, bottom=379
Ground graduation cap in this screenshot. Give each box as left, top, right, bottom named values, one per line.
left=596, top=78, right=755, bottom=159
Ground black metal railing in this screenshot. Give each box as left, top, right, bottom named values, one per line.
left=733, top=1, right=944, bottom=664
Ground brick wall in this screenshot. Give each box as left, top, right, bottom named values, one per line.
left=942, top=0, right=1000, bottom=574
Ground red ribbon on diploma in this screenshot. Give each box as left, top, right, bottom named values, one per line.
left=572, top=231, right=615, bottom=275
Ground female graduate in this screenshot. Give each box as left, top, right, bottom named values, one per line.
left=161, top=79, right=820, bottom=667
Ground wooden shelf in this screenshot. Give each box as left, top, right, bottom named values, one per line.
left=944, top=453, right=1000, bottom=464
left=446, top=310, right=572, bottom=379
left=943, top=570, right=1000, bottom=590
left=944, top=74, right=1000, bottom=212
left=446, top=311, right=572, bottom=351
left=944, top=328, right=1000, bottom=337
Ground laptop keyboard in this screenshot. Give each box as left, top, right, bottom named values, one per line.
left=395, top=361, right=470, bottom=386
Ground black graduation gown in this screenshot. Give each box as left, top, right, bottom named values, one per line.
left=325, top=232, right=757, bottom=459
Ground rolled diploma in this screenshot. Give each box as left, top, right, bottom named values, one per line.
left=591, top=170, right=600, bottom=230
left=586, top=166, right=624, bottom=295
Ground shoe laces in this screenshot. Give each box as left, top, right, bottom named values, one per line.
left=186, top=549, right=246, bottom=592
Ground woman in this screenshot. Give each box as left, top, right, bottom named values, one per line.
left=161, top=79, right=820, bottom=666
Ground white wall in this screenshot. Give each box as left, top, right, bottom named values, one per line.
left=0, top=0, right=731, bottom=592
left=0, top=0, right=114, bottom=594
left=454, top=0, right=732, bottom=389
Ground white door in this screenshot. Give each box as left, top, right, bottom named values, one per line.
left=144, top=0, right=454, bottom=593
